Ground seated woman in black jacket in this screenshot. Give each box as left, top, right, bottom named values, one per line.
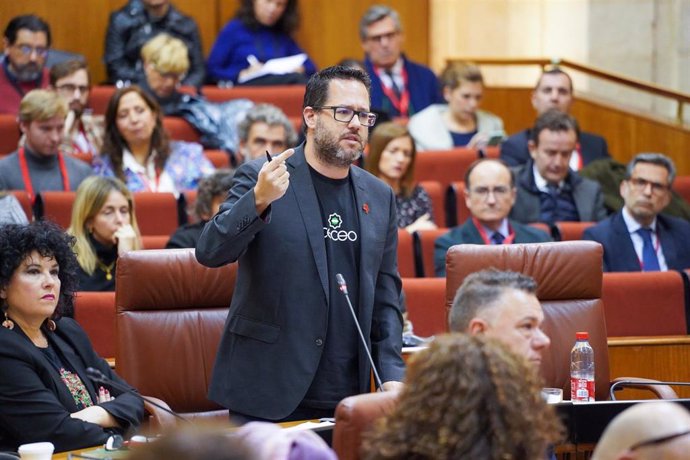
left=68, top=176, right=141, bottom=292
left=0, top=221, right=144, bottom=452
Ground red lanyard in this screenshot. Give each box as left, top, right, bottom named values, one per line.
left=18, top=147, right=70, bottom=204
left=375, top=66, right=410, bottom=117
left=473, top=217, right=516, bottom=245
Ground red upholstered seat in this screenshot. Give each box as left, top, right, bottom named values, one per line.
left=201, top=85, right=305, bottom=118
left=396, top=229, right=415, bottom=278
left=414, top=148, right=479, bottom=196
left=603, top=271, right=687, bottom=336
left=132, top=192, right=179, bottom=237
left=417, top=180, right=444, bottom=227
left=116, top=249, right=236, bottom=420
left=414, top=228, right=450, bottom=277
left=10, top=190, right=32, bottom=221
left=35, top=191, right=76, bottom=228
left=402, top=277, right=447, bottom=336
left=0, top=114, right=20, bottom=156
left=163, top=117, right=200, bottom=143
left=554, top=221, right=596, bottom=241
left=73, top=291, right=116, bottom=359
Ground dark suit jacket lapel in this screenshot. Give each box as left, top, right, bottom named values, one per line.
left=462, top=219, right=485, bottom=244
left=350, top=167, right=376, bottom=320
left=611, top=212, right=641, bottom=271
left=50, top=331, right=98, bottom=400
left=286, top=147, right=329, bottom=303
left=657, top=215, right=680, bottom=269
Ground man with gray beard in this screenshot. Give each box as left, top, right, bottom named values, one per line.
left=196, top=66, right=405, bottom=422
left=0, top=15, right=51, bottom=115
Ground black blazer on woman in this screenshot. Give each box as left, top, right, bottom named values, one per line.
left=0, top=318, right=143, bottom=452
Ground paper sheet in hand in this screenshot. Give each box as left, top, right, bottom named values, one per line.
left=238, top=53, right=307, bottom=83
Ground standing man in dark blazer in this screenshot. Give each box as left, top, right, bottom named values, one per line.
left=501, top=67, right=609, bottom=170
left=359, top=5, right=443, bottom=120
left=510, top=110, right=607, bottom=225
left=584, top=153, right=690, bottom=272
left=434, top=158, right=551, bottom=276
left=196, top=66, right=405, bottom=422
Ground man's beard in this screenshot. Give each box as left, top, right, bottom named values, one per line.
left=313, top=119, right=365, bottom=168
left=12, top=62, right=42, bottom=82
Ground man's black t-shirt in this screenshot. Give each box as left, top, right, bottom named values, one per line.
left=302, top=166, right=361, bottom=409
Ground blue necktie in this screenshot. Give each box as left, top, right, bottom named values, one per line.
left=638, top=228, right=660, bottom=271
left=491, top=232, right=505, bottom=245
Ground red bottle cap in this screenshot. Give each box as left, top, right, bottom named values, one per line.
left=576, top=332, right=589, bottom=340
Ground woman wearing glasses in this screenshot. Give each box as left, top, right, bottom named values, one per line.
left=366, top=122, right=437, bottom=233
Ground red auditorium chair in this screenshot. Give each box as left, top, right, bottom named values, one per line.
left=163, top=117, right=200, bottom=143
left=602, top=271, right=688, bottom=336
left=396, top=229, right=416, bottom=278
left=132, top=192, right=180, bottom=236
left=116, top=249, right=237, bottom=420
left=553, top=221, right=595, bottom=241
left=529, top=222, right=553, bottom=238
left=414, top=148, right=479, bottom=194
left=204, top=149, right=230, bottom=169
left=73, top=291, right=116, bottom=359
left=417, top=180, right=444, bottom=226
left=674, top=175, right=690, bottom=204
left=201, top=85, right=306, bottom=118
left=0, top=114, right=20, bottom=156
left=333, top=391, right=399, bottom=460
left=446, top=180, right=470, bottom=227
left=10, top=190, right=33, bottom=221
left=402, top=277, right=447, bottom=337
left=88, top=86, right=116, bottom=115
left=414, top=228, right=451, bottom=277
left=35, top=191, right=76, bottom=228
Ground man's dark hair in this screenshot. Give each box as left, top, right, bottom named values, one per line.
left=464, top=158, right=515, bottom=189
left=530, top=109, right=580, bottom=146
left=4, top=14, right=51, bottom=47
left=49, top=58, right=89, bottom=86
left=303, top=65, right=371, bottom=109
left=194, top=169, right=235, bottom=220
left=536, top=66, right=573, bottom=93
left=235, top=0, right=299, bottom=34
left=449, top=269, right=538, bottom=332
left=626, top=152, right=677, bottom=185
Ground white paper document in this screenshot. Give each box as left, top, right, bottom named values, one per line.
left=238, top=53, right=307, bottom=83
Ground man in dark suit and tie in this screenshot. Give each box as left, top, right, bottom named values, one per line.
left=509, top=110, right=607, bottom=225
left=584, top=153, right=690, bottom=272
left=434, top=158, right=551, bottom=276
left=501, top=67, right=609, bottom=170
left=196, top=66, right=405, bottom=422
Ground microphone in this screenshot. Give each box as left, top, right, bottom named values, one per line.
left=335, top=273, right=384, bottom=391
left=608, top=379, right=690, bottom=400
left=86, top=367, right=190, bottom=424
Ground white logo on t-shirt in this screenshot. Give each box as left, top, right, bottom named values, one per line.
left=324, top=212, right=358, bottom=242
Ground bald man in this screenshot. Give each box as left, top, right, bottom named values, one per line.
left=592, top=401, right=690, bottom=460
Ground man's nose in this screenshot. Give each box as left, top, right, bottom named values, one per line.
left=534, top=329, right=551, bottom=349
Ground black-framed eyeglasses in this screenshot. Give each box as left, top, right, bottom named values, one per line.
left=469, top=186, right=512, bottom=200
left=13, top=44, right=48, bottom=57
left=627, top=177, right=670, bottom=194
left=629, top=429, right=690, bottom=451
left=314, top=106, right=378, bottom=127
left=56, top=84, right=89, bottom=94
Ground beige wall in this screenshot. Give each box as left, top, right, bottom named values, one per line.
left=430, top=0, right=690, bottom=122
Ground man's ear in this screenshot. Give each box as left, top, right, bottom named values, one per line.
left=303, top=107, right=317, bottom=130
left=528, top=140, right=538, bottom=160
left=467, top=318, right=488, bottom=335
left=19, top=121, right=29, bottom=135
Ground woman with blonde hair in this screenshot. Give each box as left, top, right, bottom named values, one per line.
left=362, top=334, right=563, bottom=459
left=408, top=61, right=505, bottom=151
left=68, top=176, right=141, bottom=291
left=366, top=122, right=437, bottom=233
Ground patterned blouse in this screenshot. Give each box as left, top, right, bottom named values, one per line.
left=92, top=141, right=215, bottom=195
left=396, top=185, right=435, bottom=228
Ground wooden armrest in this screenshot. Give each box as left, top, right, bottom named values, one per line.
left=610, top=377, right=679, bottom=400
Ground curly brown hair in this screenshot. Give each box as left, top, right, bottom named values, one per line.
left=361, top=334, right=563, bottom=460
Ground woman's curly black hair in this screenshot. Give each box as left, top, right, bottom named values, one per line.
left=0, top=221, right=79, bottom=319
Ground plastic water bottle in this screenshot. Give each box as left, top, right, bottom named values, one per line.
left=570, top=331, right=595, bottom=402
